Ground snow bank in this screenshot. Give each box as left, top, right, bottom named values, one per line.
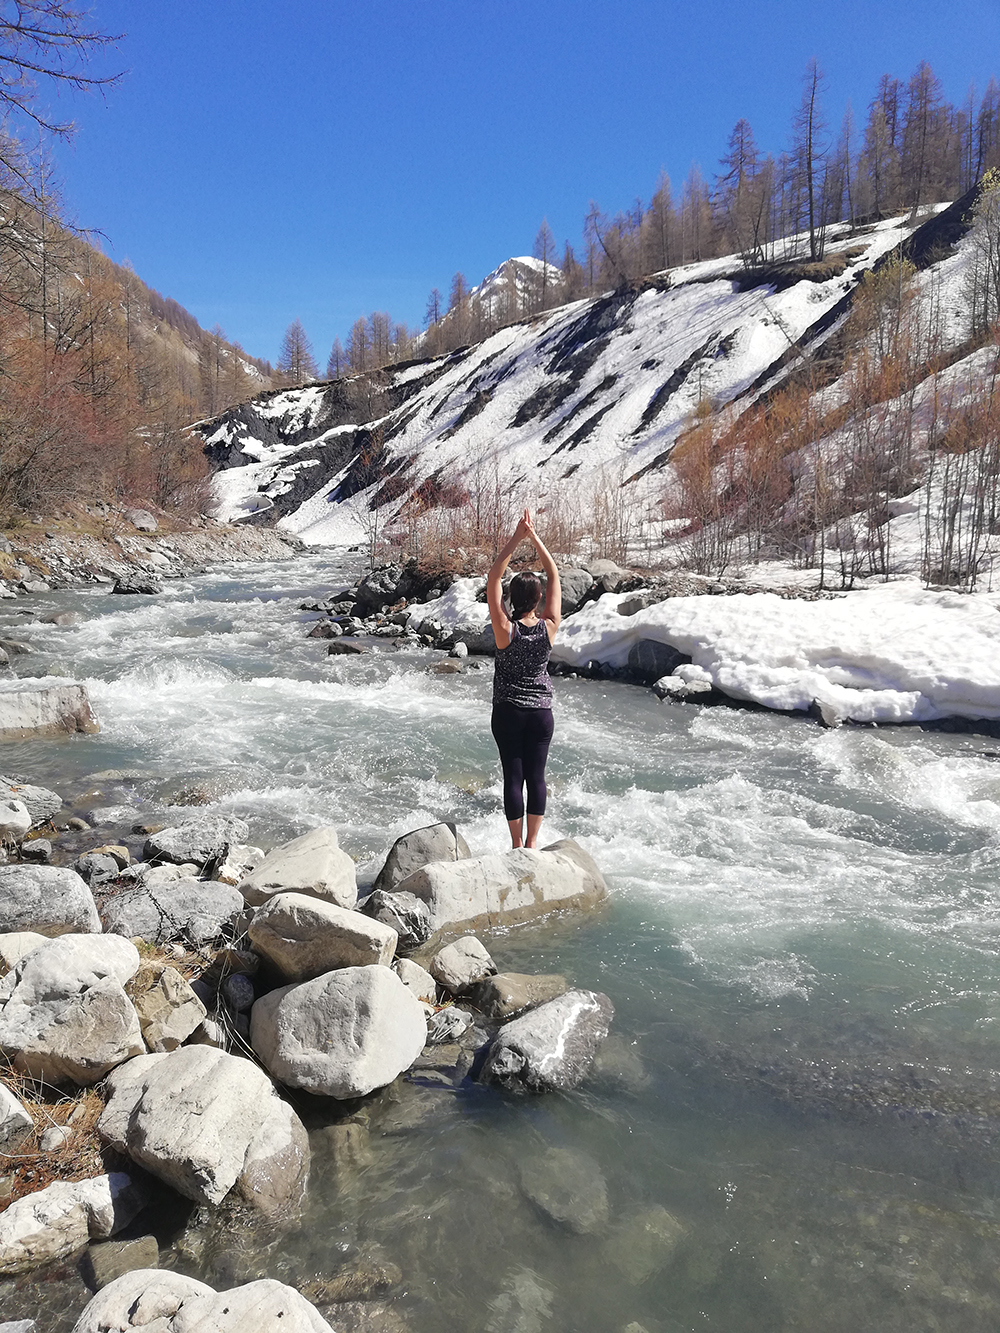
left=552, top=582, right=1000, bottom=724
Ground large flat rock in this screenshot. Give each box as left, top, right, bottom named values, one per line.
left=393, top=838, right=607, bottom=935
left=0, top=866, right=101, bottom=936
left=239, top=826, right=358, bottom=908
left=98, top=1046, right=309, bottom=1215
left=0, top=680, right=99, bottom=741
left=101, top=877, right=243, bottom=947
left=248, top=892, right=397, bottom=983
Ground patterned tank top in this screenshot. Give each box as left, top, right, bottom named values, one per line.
left=493, top=618, right=553, bottom=709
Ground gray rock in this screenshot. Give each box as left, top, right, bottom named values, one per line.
left=239, top=826, right=357, bottom=909
left=0, top=682, right=100, bottom=741
left=111, top=574, right=161, bottom=595
left=480, top=989, right=614, bottom=1094
left=70, top=1271, right=335, bottom=1333
left=426, top=1006, right=473, bottom=1044
left=98, top=1045, right=310, bottom=1215
left=0, top=1081, right=33, bottom=1154
left=126, top=508, right=158, bottom=533
left=19, top=580, right=50, bottom=594
left=83, top=1234, right=159, bottom=1289
left=0, top=777, right=62, bottom=824
left=469, top=972, right=569, bottom=1020
left=354, top=563, right=403, bottom=614
left=0, top=934, right=144, bottom=1085
left=327, top=639, right=367, bottom=655
left=250, top=964, right=427, bottom=1099
left=132, top=966, right=207, bottom=1052
left=0, top=1172, right=146, bottom=1276
left=74, top=852, right=121, bottom=884
left=39, top=1124, right=70, bottom=1151
left=361, top=889, right=431, bottom=951
left=395, top=838, right=607, bottom=936
left=486, top=1267, right=554, bottom=1333
left=212, top=842, right=265, bottom=886
left=0, top=1321, right=35, bottom=1332
left=248, top=892, right=397, bottom=983
left=449, top=640, right=469, bottom=659
left=393, top=957, right=436, bottom=1004
left=19, top=839, right=51, bottom=864
left=627, top=638, right=690, bottom=683
left=430, top=936, right=496, bottom=993
left=519, top=1147, right=609, bottom=1234
left=559, top=566, right=595, bottom=615
left=39, top=611, right=81, bottom=626
left=222, top=972, right=255, bottom=1011
left=653, top=673, right=713, bottom=700
left=101, top=878, right=243, bottom=947
left=373, top=822, right=471, bottom=895
left=585, top=558, right=634, bottom=592
left=602, top=1205, right=686, bottom=1284
left=143, top=815, right=250, bottom=868
left=307, top=620, right=342, bottom=638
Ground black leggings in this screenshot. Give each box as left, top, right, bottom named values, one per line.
left=491, top=703, right=554, bottom=820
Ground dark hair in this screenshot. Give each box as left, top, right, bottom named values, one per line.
left=508, top=571, right=542, bottom=618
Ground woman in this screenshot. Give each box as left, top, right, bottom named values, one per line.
left=487, top=509, right=562, bottom=849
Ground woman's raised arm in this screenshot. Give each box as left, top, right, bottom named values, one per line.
left=487, top=514, right=528, bottom=651
left=523, top=512, right=561, bottom=638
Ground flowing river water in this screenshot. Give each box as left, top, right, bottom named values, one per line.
left=4, top=550, right=1000, bottom=1332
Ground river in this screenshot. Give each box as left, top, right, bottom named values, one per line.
left=4, top=550, right=1000, bottom=1332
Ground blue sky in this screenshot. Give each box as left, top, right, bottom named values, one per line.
left=44, top=0, right=1000, bottom=367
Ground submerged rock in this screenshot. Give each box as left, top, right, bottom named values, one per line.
left=518, top=1146, right=609, bottom=1234
left=481, top=989, right=614, bottom=1094
left=99, top=1046, right=310, bottom=1215
left=602, top=1205, right=686, bottom=1284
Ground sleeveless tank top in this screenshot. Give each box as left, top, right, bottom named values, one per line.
left=493, top=619, right=553, bottom=709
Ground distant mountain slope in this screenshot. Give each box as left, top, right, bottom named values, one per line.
left=200, top=202, right=974, bottom=547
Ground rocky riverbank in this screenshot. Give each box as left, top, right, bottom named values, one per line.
left=0, top=503, right=301, bottom=600
left=0, top=769, right=624, bottom=1333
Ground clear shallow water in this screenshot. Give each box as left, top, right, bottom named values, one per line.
left=4, top=553, right=1000, bottom=1331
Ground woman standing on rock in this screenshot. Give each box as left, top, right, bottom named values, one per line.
left=487, top=509, right=561, bottom=850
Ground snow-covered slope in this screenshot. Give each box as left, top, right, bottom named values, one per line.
left=201, top=202, right=974, bottom=547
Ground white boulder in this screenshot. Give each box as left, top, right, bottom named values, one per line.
left=248, top=892, right=397, bottom=983
left=101, top=877, right=243, bottom=947
left=239, top=826, right=358, bottom=908
left=0, top=931, right=47, bottom=971
left=0, top=865, right=101, bottom=936
left=98, top=1045, right=309, bottom=1215
left=0, top=799, right=31, bottom=841
left=395, top=838, right=607, bottom=935
left=251, top=964, right=427, bottom=1099
left=393, top=957, right=436, bottom=1004
left=0, top=935, right=143, bottom=1085
left=0, top=1080, right=33, bottom=1153
left=131, top=966, right=207, bottom=1052
left=71, top=1270, right=334, bottom=1333
left=0, top=681, right=100, bottom=742
left=212, top=842, right=264, bottom=885
left=430, top=936, right=497, bottom=993
left=0, top=1173, right=146, bottom=1276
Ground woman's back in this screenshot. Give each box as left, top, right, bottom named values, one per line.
left=493, top=619, right=553, bottom=709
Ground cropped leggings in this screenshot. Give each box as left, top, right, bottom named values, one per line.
left=491, top=702, right=554, bottom=820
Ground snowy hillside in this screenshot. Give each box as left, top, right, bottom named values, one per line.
left=201, top=198, right=976, bottom=549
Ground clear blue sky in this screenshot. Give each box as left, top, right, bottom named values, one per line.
left=44, top=0, right=1000, bottom=367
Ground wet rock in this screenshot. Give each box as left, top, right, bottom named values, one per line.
left=322, top=1303, right=410, bottom=1333
left=481, top=989, right=614, bottom=1094
left=308, top=621, right=343, bottom=638
left=425, top=1005, right=474, bottom=1044
left=212, top=842, right=265, bottom=885
left=470, top=972, right=569, bottom=1020
left=311, top=1121, right=373, bottom=1178
left=101, top=876, right=243, bottom=948
left=0, top=1081, right=33, bottom=1153
left=485, top=1266, right=554, bottom=1333
left=0, top=777, right=62, bottom=824
left=431, top=660, right=463, bottom=674
left=354, top=564, right=403, bottom=614
left=0, top=931, right=46, bottom=970
left=602, top=1205, right=686, bottom=1284
left=240, top=826, right=358, bottom=909
left=0, top=934, right=144, bottom=1085
left=373, top=822, right=471, bottom=895
left=430, top=936, right=496, bottom=993
left=251, top=965, right=427, bottom=1099
left=74, top=852, right=121, bottom=884
left=143, top=815, right=250, bottom=868
left=395, top=838, right=607, bottom=935
left=299, top=1249, right=402, bottom=1303
left=99, top=1045, right=310, bottom=1215
left=653, top=672, right=713, bottom=701
left=393, top=957, right=436, bottom=1004
left=248, top=891, right=396, bottom=983
left=132, top=964, right=207, bottom=1052
left=0, top=682, right=100, bottom=741
left=361, top=890, right=431, bottom=951
left=19, top=839, right=51, bottom=864
left=39, top=611, right=82, bottom=626
left=518, top=1147, right=609, bottom=1234
left=0, top=1172, right=147, bottom=1276
left=111, top=574, right=161, bottom=594
left=328, top=639, right=367, bottom=655
left=84, top=1234, right=159, bottom=1290
left=626, top=639, right=690, bottom=683
left=71, top=1271, right=335, bottom=1332
left=449, top=640, right=469, bottom=659
left=589, top=1035, right=649, bottom=1093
